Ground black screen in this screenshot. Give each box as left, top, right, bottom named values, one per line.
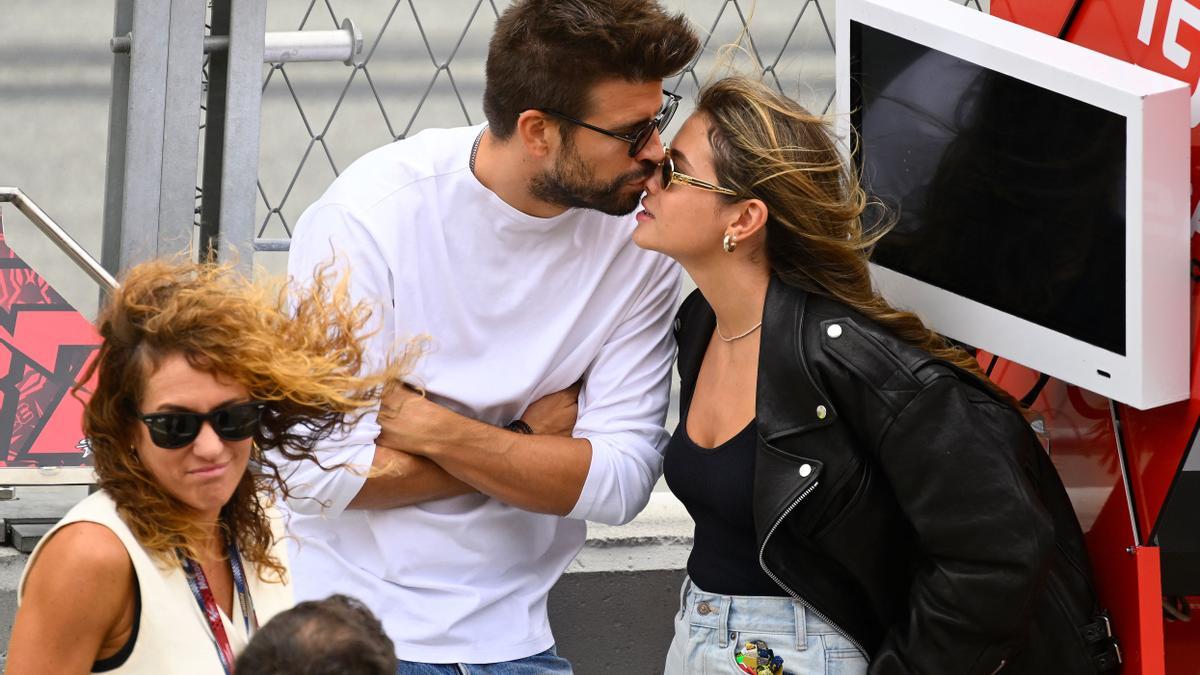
left=851, top=22, right=1127, bottom=355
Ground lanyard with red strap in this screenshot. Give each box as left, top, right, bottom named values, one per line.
left=179, top=540, right=259, bottom=675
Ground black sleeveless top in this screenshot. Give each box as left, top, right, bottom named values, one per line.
left=663, top=416, right=788, bottom=597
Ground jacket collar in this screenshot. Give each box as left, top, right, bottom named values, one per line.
left=676, top=276, right=836, bottom=442
left=756, top=276, right=838, bottom=442
left=675, top=293, right=715, bottom=421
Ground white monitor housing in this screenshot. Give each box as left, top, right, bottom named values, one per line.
left=836, top=0, right=1191, bottom=409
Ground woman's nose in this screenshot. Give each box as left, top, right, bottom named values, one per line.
left=191, top=422, right=225, bottom=460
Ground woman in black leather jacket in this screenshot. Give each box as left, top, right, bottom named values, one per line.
left=636, top=77, right=1118, bottom=674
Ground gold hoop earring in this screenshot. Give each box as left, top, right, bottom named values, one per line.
left=722, top=233, right=737, bottom=253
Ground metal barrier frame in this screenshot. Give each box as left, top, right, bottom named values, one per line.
left=103, top=0, right=362, bottom=277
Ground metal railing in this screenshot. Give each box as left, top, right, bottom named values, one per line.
left=0, top=188, right=117, bottom=291
left=110, top=18, right=363, bottom=65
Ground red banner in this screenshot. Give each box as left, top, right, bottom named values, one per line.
left=0, top=210, right=101, bottom=470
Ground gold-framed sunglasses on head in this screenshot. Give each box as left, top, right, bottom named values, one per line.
left=660, top=147, right=741, bottom=196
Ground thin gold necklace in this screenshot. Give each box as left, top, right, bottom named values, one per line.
left=716, top=321, right=762, bottom=342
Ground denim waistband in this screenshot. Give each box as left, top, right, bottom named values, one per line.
left=680, top=577, right=846, bottom=651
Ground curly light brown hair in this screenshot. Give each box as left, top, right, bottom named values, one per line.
left=75, top=259, right=408, bottom=580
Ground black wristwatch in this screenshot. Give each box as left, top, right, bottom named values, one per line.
left=504, top=419, right=533, bottom=434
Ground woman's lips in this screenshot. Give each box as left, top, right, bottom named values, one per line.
left=188, top=462, right=229, bottom=479
left=637, top=198, right=655, bottom=220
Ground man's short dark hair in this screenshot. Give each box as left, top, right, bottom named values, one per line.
left=483, top=0, right=700, bottom=140
left=235, top=594, right=397, bottom=675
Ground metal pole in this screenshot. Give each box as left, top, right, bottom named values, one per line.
left=0, top=188, right=119, bottom=290
left=199, top=0, right=231, bottom=264
left=253, top=239, right=291, bottom=252
left=110, top=19, right=363, bottom=66
left=116, top=1, right=172, bottom=271
left=215, top=0, right=268, bottom=275
left=100, top=0, right=134, bottom=280
left=263, top=19, right=362, bottom=65
left=157, top=0, right=207, bottom=255
left=103, top=1, right=207, bottom=274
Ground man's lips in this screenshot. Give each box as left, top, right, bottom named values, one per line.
left=625, top=169, right=655, bottom=186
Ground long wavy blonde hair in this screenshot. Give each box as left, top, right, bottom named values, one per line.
left=75, top=259, right=409, bottom=580
left=697, top=76, right=1021, bottom=409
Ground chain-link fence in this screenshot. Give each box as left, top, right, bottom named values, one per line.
left=252, top=0, right=986, bottom=271
left=0, top=1, right=989, bottom=313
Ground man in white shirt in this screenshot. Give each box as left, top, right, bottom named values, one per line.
left=282, top=0, right=700, bottom=671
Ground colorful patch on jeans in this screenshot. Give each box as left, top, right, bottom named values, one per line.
left=735, top=640, right=784, bottom=674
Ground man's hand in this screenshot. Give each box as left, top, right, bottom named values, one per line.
left=375, top=384, right=447, bottom=455
left=376, top=382, right=582, bottom=450
left=347, top=385, right=476, bottom=509
left=520, top=382, right=581, bottom=437
left=373, top=382, right=591, bottom=516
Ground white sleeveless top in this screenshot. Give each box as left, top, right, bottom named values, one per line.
left=18, top=490, right=294, bottom=674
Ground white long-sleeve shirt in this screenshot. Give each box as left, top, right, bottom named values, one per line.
left=281, top=124, right=680, bottom=663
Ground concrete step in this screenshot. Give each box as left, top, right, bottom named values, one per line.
left=8, top=522, right=55, bottom=554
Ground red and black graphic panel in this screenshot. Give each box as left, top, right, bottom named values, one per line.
left=0, top=211, right=100, bottom=469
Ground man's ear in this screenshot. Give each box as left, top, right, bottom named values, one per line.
left=726, top=198, right=768, bottom=244
left=516, top=110, right=557, bottom=159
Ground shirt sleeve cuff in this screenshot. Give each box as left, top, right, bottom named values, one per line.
left=276, top=437, right=377, bottom=518
left=566, top=434, right=661, bottom=526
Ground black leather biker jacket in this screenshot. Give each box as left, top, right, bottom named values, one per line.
left=673, top=277, right=1117, bottom=674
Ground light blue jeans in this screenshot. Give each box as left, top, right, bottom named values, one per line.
left=396, top=646, right=572, bottom=675
left=664, top=578, right=869, bottom=675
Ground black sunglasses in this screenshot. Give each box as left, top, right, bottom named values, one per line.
left=139, top=401, right=266, bottom=450
left=535, top=90, right=681, bottom=157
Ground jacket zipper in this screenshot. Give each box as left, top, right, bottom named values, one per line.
left=757, top=480, right=871, bottom=660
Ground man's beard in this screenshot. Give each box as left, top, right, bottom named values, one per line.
left=530, top=140, right=656, bottom=216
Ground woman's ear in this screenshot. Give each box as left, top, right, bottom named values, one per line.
left=725, top=198, right=768, bottom=244
left=515, top=111, right=555, bottom=159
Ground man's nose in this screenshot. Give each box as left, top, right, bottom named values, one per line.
left=635, top=128, right=666, bottom=164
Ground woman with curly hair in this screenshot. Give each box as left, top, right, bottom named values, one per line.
left=6, top=260, right=407, bottom=675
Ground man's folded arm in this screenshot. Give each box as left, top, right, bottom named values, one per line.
left=401, top=258, right=680, bottom=524
left=280, top=203, right=476, bottom=514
